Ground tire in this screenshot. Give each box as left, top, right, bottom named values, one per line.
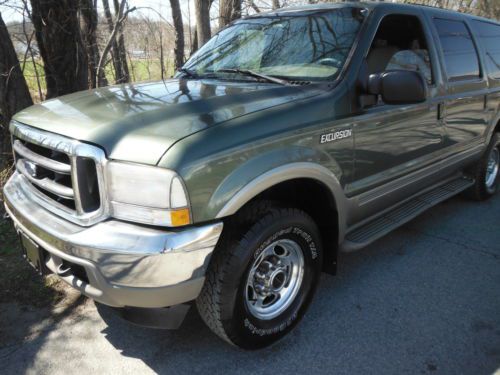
left=196, top=204, right=323, bottom=349
left=466, top=133, right=500, bottom=201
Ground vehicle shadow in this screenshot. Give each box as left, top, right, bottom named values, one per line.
left=94, top=195, right=500, bottom=375
left=0, top=293, right=87, bottom=371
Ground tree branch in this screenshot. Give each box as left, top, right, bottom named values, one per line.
left=96, top=1, right=136, bottom=87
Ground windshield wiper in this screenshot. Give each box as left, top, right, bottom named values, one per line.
left=215, top=68, right=291, bottom=86
left=177, top=68, right=199, bottom=78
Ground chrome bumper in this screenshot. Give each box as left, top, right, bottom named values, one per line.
left=4, top=172, right=223, bottom=308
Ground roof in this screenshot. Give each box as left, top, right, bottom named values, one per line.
left=246, top=1, right=499, bottom=25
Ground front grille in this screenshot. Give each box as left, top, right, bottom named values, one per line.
left=11, top=122, right=108, bottom=226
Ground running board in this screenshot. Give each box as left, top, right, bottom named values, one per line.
left=341, top=177, right=474, bottom=252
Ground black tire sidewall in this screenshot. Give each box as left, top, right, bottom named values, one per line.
left=478, top=134, right=500, bottom=197
left=221, top=210, right=323, bottom=349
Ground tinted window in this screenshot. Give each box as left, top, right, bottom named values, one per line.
left=387, top=50, right=432, bottom=84
left=472, top=20, right=500, bottom=79
left=367, top=14, right=434, bottom=84
left=434, top=18, right=480, bottom=81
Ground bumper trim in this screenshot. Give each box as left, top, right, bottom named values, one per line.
left=4, top=172, right=223, bottom=308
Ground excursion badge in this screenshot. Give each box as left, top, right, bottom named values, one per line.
left=320, top=129, right=352, bottom=144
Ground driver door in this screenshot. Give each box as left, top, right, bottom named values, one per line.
left=349, top=11, right=445, bottom=221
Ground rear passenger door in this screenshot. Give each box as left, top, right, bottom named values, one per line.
left=470, top=19, right=500, bottom=137
left=430, top=16, right=489, bottom=156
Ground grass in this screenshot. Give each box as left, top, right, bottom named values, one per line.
left=21, top=58, right=175, bottom=102
left=126, top=59, right=175, bottom=83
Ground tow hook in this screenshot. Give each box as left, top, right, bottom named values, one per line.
left=56, top=263, right=72, bottom=277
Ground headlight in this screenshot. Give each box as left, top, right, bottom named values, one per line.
left=107, top=161, right=191, bottom=227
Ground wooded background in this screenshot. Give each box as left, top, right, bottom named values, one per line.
left=0, top=0, right=499, bottom=174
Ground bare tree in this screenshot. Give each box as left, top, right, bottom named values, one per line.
left=195, top=0, right=212, bottom=47
left=102, top=0, right=130, bottom=84
left=0, top=11, right=33, bottom=168
left=190, top=29, right=199, bottom=56
left=30, top=0, right=88, bottom=98
left=102, top=0, right=122, bottom=82
left=97, top=0, right=136, bottom=87
left=80, top=0, right=107, bottom=88
left=477, top=0, right=500, bottom=19
left=19, top=1, right=43, bottom=101
left=113, top=0, right=130, bottom=83
left=170, top=0, right=185, bottom=70
left=219, top=0, right=242, bottom=28
left=247, top=0, right=261, bottom=13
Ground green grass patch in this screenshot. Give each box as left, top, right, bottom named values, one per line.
left=127, top=59, right=175, bottom=82
left=21, top=58, right=176, bottom=101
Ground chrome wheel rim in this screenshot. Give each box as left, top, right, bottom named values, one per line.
left=245, top=239, right=304, bottom=320
left=485, top=147, right=499, bottom=190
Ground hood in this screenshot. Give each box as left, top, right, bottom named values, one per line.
left=13, top=78, right=317, bottom=165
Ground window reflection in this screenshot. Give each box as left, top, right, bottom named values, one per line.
left=183, top=8, right=365, bottom=81
left=434, top=18, right=480, bottom=81
left=472, top=20, right=500, bottom=80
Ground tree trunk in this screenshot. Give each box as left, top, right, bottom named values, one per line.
left=272, top=0, right=280, bottom=10
left=97, top=0, right=135, bottom=87
left=102, top=0, right=122, bottom=82
left=80, top=0, right=107, bottom=88
left=190, top=29, right=199, bottom=56
left=248, top=0, right=261, bottom=13
left=102, top=0, right=130, bottom=84
left=219, top=0, right=241, bottom=28
left=30, top=0, right=88, bottom=99
left=0, top=12, right=33, bottom=168
left=195, top=0, right=212, bottom=47
left=170, top=0, right=185, bottom=70
left=113, top=0, right=130, bottom=83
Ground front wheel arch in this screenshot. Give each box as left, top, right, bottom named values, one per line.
left=214, top=162, right=348, bottom=242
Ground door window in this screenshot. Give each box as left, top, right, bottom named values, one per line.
left=471, top=20, right=500, bottom=80
left=433, top=18, right=480, bottom=81
left=366, top=14, right=434, bottom=85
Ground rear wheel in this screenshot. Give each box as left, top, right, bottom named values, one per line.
left=466, top=133, right=500, bottom=200
left=196, top=205, right=323, bottom=349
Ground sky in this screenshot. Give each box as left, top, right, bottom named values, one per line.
left=0, top=0, right=200, bottom=25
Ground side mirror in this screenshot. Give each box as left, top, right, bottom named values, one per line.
left=367, top=70, right=427, bottom=105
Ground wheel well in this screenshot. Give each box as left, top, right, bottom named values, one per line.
left=241, top=178, right=339, bottom=274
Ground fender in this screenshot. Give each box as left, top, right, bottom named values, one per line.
left=214, top=162, right=350, bottom=242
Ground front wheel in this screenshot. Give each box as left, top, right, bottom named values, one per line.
left=196, top=206, right=323, bottom=349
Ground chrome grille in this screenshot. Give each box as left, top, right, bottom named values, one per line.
left=11, top=122, right=108, bottom=226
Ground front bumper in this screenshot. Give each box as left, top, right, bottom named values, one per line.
left=4, top=172, right=223, bottom=309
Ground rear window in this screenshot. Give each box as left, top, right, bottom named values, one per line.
left=472, top=20, right=500, bottom=79
left=433, top=18, right=480, bottom=81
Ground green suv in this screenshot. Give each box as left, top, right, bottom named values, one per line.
left=3, top=2, right=500, bottom=349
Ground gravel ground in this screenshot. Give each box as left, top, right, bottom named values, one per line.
left=0, top=194, right=499, bottom=375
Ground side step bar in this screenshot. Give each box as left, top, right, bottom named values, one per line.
left=341, top=177, right=474, bottom=252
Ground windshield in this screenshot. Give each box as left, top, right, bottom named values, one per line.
left=182, top=8, right=365, bottom=82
